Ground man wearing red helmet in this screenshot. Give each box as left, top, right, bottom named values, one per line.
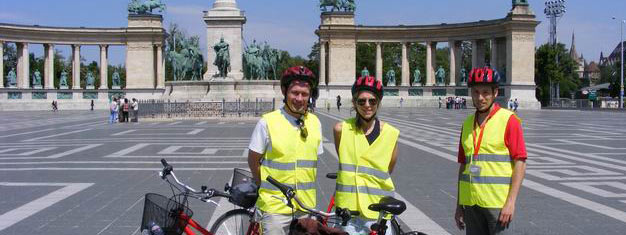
left=247, top=66, right=324, bottom=235
left=454, top=67, right=527, bottom=235
left=333, top=75, right=400, bottom=234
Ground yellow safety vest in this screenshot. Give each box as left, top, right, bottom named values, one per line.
left=257, top=110, right=322, bottom=214
left=335, top=118, right=399, bottom=219
left=459, top=108, right=516, bottom=208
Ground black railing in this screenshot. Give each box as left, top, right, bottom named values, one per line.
left=138, top=98, right=275, bottom=119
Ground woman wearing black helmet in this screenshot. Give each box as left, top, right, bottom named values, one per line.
left=332, top=75, right=400, bottom=234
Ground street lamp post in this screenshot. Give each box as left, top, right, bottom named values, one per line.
left=612, top=17, right=624, bottom=109
left=544, top=0, right=566, bottom=105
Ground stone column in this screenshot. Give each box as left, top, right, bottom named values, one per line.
left=401, top=42, right=410, bottom=86
left=44, top=44, right=55, bottom=89
left=490, top=38, right=498, bottom=71
left=376, top=42, right=383, bottom=80
left=99, top=45, right=108, bottom=89
left=472, top=39, right=485, bottom=68
left=449, top=40, right=459, bottom=86
left=16, top=42, right=29, bottom=89
left=426, top=42, right=436, bottom=86
left=156, top=45, right=164, bottom=89
left=0, top=41, right=3, bottom=88
left=319, top=41, right=326, bottom=85
left=72, top=45, right=81, bottom=89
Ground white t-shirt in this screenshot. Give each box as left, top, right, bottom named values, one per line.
left=248, top=108, right=324, bottom=155
left=132, top=101, right=139, bottom=111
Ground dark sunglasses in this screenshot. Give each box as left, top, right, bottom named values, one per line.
left=356, top=98, right=378, bottom=106
left=295, top=119, right=308, bottom=139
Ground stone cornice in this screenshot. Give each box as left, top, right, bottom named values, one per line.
left=0, top=22, right=165, bottom=45
left=317, top=16, right=539, bottom=43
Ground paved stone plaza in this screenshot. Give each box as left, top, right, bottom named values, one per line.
left=0, top=108, right=626, bottom=234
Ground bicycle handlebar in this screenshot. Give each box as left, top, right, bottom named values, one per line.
left=265, top=175, right=359, bottom=222
left=159, top=158, right=230, bottom=201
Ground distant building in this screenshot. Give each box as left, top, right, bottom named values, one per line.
left=569, top=32, right=585, bottom=79
left=602, top=41, right=626, bottom=66
left=584, top=61, right=601, bottom=85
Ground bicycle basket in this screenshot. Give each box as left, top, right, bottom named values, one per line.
left=141, top=193, right=194, bottom=235
left=231, top=168, right=254, bottom=187
left=228, top=168, right=258, bottom=208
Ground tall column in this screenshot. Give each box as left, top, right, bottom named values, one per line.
left=99, top=45, right=108, bottom=89
left=472, top=39, right=485, bottom=68
left=401, top=42, right=410, bottom=86
left=490, top=38, right=498, bottom=71
left=0, top=41, right=3, bottom=88
left=426, top=42, right=436, bottom=86
left=453, top=41, right=463, bottom=86
left=319, top=41, right=326, bottom=85
left=376, top=42, right=383, bottom=80
left=44, top=44, right=55, bottom=89
left=156, top=45, right=164, bottom=89
left=449, top=40, right=457, bottom=86
left=16, top=42, right=29, bottom=89
left=72, top=45, right=81, bottom=89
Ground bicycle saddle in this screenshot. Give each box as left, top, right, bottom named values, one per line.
left=368, top=196, right=406, bottom=215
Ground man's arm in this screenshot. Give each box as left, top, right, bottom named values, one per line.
left=455, top=163, right=466, bottom=230
left=499, top=159, right=526, bottom=227
left=248, top=150, right=263, bottom=186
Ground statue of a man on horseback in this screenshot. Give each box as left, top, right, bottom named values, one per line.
left=128, top=0, right=165, bottom=15
left=213, top=37, right=231, bottom=78
left=319, top=0, right=355, bottom=12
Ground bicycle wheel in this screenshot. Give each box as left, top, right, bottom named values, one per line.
left=209, top=209, right=255, bottom=235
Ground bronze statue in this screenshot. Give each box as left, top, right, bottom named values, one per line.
left=213, top=37, right=231, bottom=78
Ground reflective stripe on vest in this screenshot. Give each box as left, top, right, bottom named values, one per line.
left=335, top=118, right=399, bottom=219
left=336, top=184, right=394, bottom=197
left=459, top=108, right=516, bottom=208
left=339, top=163, right=391, bottom=180
left=260, top=181, right=317, bottom=191
left=261, top=159, right=318, bottom=170
left=256, top=110, right=321, bottom=214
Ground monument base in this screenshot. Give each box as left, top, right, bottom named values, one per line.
left=60, top=86, right=69, bottom=89
left=33, top=85, right=43, bottom=89
left=164, top=79, right=281, bottom=102
left=86, top=86, right=95, bottom=90
left=112, top=86, right=121, bottom=90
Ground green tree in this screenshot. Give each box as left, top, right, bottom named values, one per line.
left=356, top=43, right=375, bottom=79
left=3, top=43, right=17, bottom=87
left=53, top=49, right=68, bottom=88
left=535, top=43, right=580, bottom=106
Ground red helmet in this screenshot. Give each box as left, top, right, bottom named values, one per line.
left=280, top=66, right=318, bottom=91
left=352, top=75, right=383, bottom=99
left=468, top=67, right=501, bottom=87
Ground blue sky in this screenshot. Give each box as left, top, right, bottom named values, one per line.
left=0, top=0, right=623, bottom=65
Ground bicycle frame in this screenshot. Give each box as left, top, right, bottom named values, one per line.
left=156, top=159, right=260, bottom=235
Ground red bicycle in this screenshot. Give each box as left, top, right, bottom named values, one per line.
left=140, top=159, right=260, bottom=235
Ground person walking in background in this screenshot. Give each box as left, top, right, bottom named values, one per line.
left=439, top=97, right=442, bottom=109
left=337, top=95, right=342, bottom=112
left=109, top=98, right=118, bottom=124
left=513, top=99, right=519, bottom=112
left=90, top=100, right=94, bottom=111
left=131, top=98, right=139, bottom=122
left=123, top=98, right=130, bottom=123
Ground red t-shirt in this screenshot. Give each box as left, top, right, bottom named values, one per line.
left=457, top=105, right=527, bottom=164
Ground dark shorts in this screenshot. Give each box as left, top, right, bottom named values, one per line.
left=463, top=205, right=511, bottom=235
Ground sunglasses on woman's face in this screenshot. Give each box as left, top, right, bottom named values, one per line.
left=356, top=98, right=378, bottom=106
left=296, top=119, right=308, bottom=139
